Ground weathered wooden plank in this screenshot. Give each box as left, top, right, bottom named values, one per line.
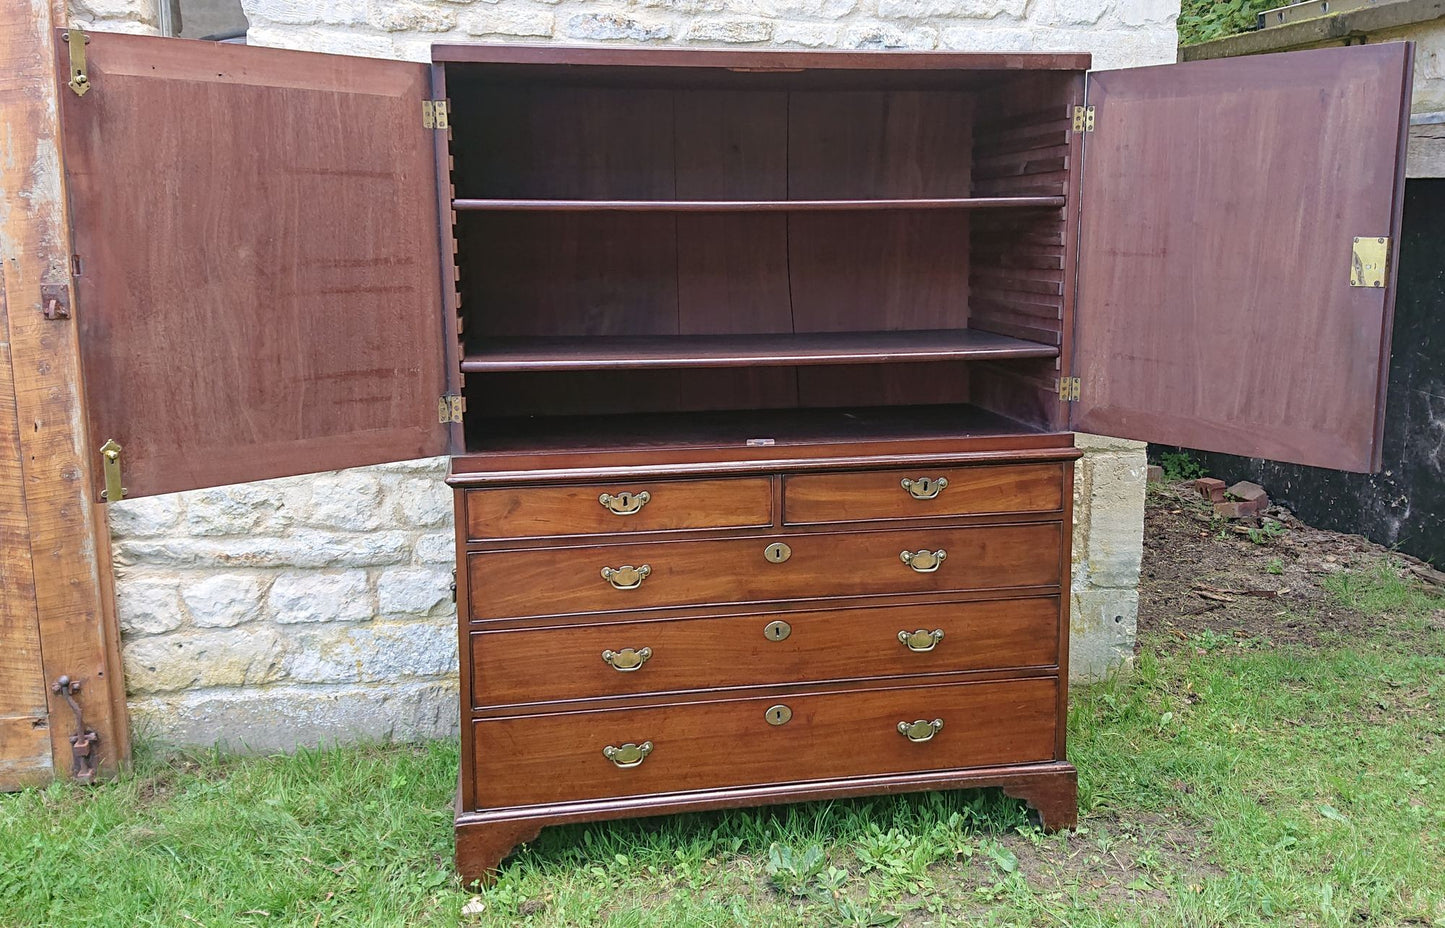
left=0, top=1, right=129, bottom=779
left=0, top=264, right=52, bottom=790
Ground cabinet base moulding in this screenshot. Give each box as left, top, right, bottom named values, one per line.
left=454, top=762, right=1077, bottom=884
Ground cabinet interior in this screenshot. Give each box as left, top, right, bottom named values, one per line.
left=443, top=62, right=1080, bottom=454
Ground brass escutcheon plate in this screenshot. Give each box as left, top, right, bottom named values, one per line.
left=764, top=542, right=792, bottom=564
left=763, top=619, right=792, bottom=642
left=765, top=704, right=793, bottom=726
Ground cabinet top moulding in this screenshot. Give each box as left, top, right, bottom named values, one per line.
left=450, top=197, right=1067, bottom=213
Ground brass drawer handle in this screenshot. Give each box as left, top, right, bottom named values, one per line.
left=900, top=549, right=946, bottom=573
left=600, top=564, right=651, bottom=590
left=602, top=741, right=653, bottom=768
left=599, top=490, right=650, bottom=516
left=897, top=718, right=944, bottom=743
left=898, top=628, right=944, bottom=652
left=901, top=476, right=948, bottom=500
left=601, top=647, right=652, bottom=672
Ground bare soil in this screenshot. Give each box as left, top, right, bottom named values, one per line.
left=1138, top=481, right=1443, bottom=648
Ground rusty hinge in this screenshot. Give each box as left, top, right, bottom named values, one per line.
left=50, top=676, right=98, bottom=783
left=41, top=282, right=71, bottom=320
left=422, top=99, right=449, bottom=130
left=1058, top=376, right=1081, bottom=402
left=438, top=393, right=464, bottom=424
left=1071, top=105, right=1094, bottom=133
left=63, top=28, right=90, bottom=96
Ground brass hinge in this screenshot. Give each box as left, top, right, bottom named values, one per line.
left=63, top=28, right=90, bottom=96
left=438, top=393, right=464, bottom=424
left=1349, top=236, right=1389, bottom=288
left=99, top=438, right=125, bottom=501
left=1071, top=105, right=1094, bottom=133
left=1058, top=376, right=1081, bottom=402
left=422, top=99, right=449, bottom=130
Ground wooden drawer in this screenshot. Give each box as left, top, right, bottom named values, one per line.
left=470, top=598, right=1060, bottom=707
left=783, top=463, right=1064, bottom=525
left=467, top=522, right=1061, bottom=620
left=472, top=677, right=1058, bottom=808
left=464, top=477, right=773, bottom=540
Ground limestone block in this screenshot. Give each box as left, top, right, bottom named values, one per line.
left=774, top=22, right=839, bottom=45
left=414, top=531, right=456, bottom=566
left=1112, top=0, right=1178, bottom=27
left=1034, top=0, right=1107, bottom=26
left=116, top=530, right=415, bottom=570
left=239, top=0, right=367, bottom=27
left=366, top=0, right=458, bottom=32
left=1033, top=27, right=1177, bottom=70
left=285, top=622, right=459, bottom=683
left=387, top=476, right=453, bottom=528
left=269, top=570, right=374, bottom=623
left=116, top=577, right=185, bottom=636
left=877, top=0, right=1025, bottom=20
left=309, top=472, right=385, bottom=531
left=1068, top=588, right=1138, bottom=681
left=939, top=26, right=1033, bottom=52
left=124, top=628, right=288, bottom=693
left=108, top=494, right=183, bottom=538
left=128, top=680, right=460, bottom=750
left=638, top=0, right=727, bottom=12
left=465, top=8, right=555, bottom=36
left=376, top=567, right=454, bottom=616
left=244, top=24, right=401, bottom=59
left=687, top=19, right=774, bottom=42
left=843, top=22, right=938, bottom=49
left=563, top=12, right=673, bottom=41
left=1073, top=432, right=1148, bottom=454
left=1076, top=452, right=1146, bottom=589
left=185, top=482, right=296, bottom=537
left=729, top=0, right=855, bottom=17
left=181, top=574, right=266, bottom=628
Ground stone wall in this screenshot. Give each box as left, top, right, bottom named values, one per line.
left=96, top=0, right=1168, bottom=748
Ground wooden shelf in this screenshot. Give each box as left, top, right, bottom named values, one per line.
left=466, top=404, right=1053, bottom=458
left=451, top=196, right=1065, bottom=213
left=461, top=329, right=1058, bottom=373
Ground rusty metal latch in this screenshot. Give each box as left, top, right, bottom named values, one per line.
left=63, top=28, right=90, bottom=97
left=50, top=676, right=99, bottom=783
left=40, top=283, right=71, bottom=320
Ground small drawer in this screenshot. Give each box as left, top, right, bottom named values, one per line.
left=783, top=463, right=1065, bottom=525
left=470, top=598, right=1060, bottom=707
left=467, top=522, right=1061, bottom=621
left=464, top=477, right=773, bottom=540
left=471, top=676, right=1059, bottom=808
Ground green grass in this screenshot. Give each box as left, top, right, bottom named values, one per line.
left=4, top=566, right=1443, bottom=927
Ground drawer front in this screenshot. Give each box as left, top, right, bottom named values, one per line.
left=468, top=522, right=1061, bottom=620
left=472, top=677, right=1058, bottom=808
left=465, top=477, right=773, bottom=540
left=784, top=463, right=1065, bottom=525
left=471, top=598, right=1060, bottom=707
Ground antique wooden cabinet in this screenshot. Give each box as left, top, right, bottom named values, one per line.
left=53, top=34, right=1412, bottom=881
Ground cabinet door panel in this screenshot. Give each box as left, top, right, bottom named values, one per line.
left=59, top=34, right=449, bottom=499
left=1073, top=44, right=1412, bottom=472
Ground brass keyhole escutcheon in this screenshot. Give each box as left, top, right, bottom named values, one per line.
left=763, top=619, right=792, bottom=642
left=764, top=542, right=792, bottom=564
left=766, top=704, right=792, bottom=726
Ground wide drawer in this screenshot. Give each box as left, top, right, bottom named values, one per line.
left=472, top=677, right=1058, bottom=808
left=467, top=522, right=1062, bottom=620
left=470, top=598, right=1060, bottom=707
left=783, top=463, right=1065, bottom=525
left=464, top=477, right=773, bottom=540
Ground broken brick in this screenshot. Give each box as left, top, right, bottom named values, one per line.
left=1195, top=477, right=1227, bottom=502
left=1227, top=480, right=1268, bottom=502
left=1147, top=464, right=1165, bottom=483
left=1214, top=496, right=1269, bottom=519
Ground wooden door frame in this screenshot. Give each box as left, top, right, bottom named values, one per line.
left=0, top=0, right=130, bottom=785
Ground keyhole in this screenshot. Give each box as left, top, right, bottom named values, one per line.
left=765, top=704, right=792, bottom=726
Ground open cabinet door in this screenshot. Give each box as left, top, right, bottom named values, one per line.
left=59, top=33, right=450, bottom=500
left=1071, top=43, right=1412, bottom=473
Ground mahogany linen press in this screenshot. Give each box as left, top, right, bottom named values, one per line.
left=54, top=34, right=1412, bottom=880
